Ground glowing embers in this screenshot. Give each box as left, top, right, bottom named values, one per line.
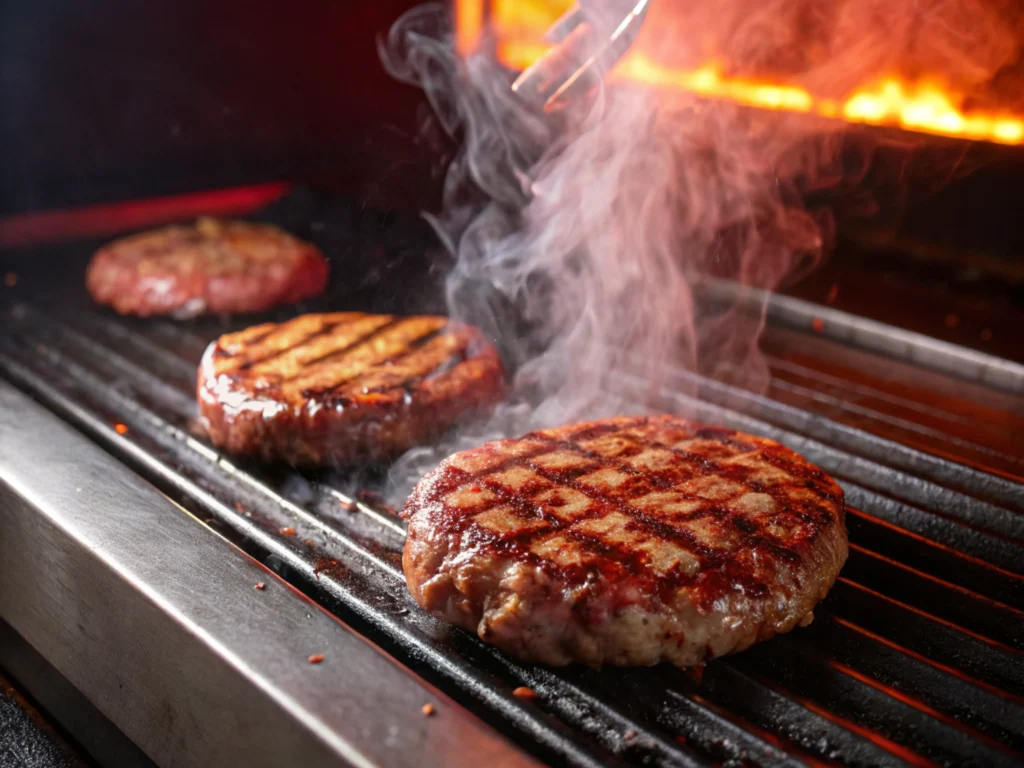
left=460, top=0, right=1024, bottom=145
left=842, top=80, right=1024, bottom=145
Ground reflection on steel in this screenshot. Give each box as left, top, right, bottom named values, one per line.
left=0, top=380, right=533, bottom=768
left=701, top=278, right=1024, bottom=395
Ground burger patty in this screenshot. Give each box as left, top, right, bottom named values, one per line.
left=86, top=217, right=328, bottom=317
left=402, top=415, right=847, bottom=668
left=198, top=313, right=506, bottom=466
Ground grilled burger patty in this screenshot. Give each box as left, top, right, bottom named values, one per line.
left=402, top=415, right=847, bottom=668
left=198, top=313, right=506, bottom=466
left=86, top=217, right=328, bottom=317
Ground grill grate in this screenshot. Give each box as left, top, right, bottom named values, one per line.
left=1, top=285, right=1022, bottom=766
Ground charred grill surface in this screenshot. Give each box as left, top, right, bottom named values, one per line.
left=403, top=416, right=847, bottom=668
left=197, top=312, right=506, bottom=465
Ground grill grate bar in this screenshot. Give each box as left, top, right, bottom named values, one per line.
left=796, top=614, right=1024, bottom=749
left=702, top=279, right=1024, bottom=394
left=830, top=579, right=1024, bottom=696
left=656, top=366, right=1024, bottom=511
left=66, top=310, right=200, bottom=391
left=839, top=482, right=1023, bottom=576
left=762, top=352, right=1016, bottom=433
left=696, top=662, right=912, bottom=767
left=18, top=307, right=197, bottom=419
left=842, top=545, right=1023, bottom=649
left=759, top=371, right=1021, bottom=476
left=844, top=509, right=1023, bottom=610
left=635, top=378, right=1024, bottom=541
left=731, top=641, right=1021, bottom=767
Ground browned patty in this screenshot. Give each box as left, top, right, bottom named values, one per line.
left=86, top=217, right=328, bottom=317
left=402, top=415, right=847, bottom=668
left=197, top=313, right=507, bottom=466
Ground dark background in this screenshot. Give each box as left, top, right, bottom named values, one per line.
left=0, top=0, right=432, bottom=214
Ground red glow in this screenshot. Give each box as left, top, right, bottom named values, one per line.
left=0, top=182, right=291, bottom=250
left=456, top=0, right=485, bottom=56
left=467, top=0, right=1024, bottom=145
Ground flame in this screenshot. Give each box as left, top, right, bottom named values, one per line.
left=456, top=0, right=485, bottom=56
left=473, top=1, right=1024, bottom=146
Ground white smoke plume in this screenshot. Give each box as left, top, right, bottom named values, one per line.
left=377, top=1, right=1017, bottom=503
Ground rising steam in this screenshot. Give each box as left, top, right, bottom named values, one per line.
left=377, top=3, right=847, bottom=503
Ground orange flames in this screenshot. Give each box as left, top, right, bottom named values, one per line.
left=457, top=0, right=1024, bottom=146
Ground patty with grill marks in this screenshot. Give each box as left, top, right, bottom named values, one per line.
left=402, top=415, right=847, bottom=668
left=87, top=217, right=328, bottom=317
left=197, top=313, right=506, bottom=466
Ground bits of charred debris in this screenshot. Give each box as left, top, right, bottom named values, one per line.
left=308, top=654, right=324, bottom=665
left=113, top=423, right=129, bottom=435
left=280, top=526, right=297, bottom=536
left=682, top=663, right=706, bottom=685
left=421, top=703, right=436, bottom=717
left=623, top=729, right=638, bottom=743
left=512, top=686, right=537, bottom=699
left=254, top=582, right=266, bottom=591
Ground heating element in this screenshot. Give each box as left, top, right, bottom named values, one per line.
left=0, top=194, right=1022, bottom=768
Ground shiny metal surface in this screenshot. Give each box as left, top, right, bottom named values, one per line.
left=0, top=380, right=537, bottom=768
left=512, top=0, right=650, bottom=112
left=703, top=279, right=1024, bottom=394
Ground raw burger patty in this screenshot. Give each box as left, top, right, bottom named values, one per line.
left=402, top=415, right=847, bottom=668
left=198, top=313, right=506, bottom=465
left=86, top=217, right=328, bottom=317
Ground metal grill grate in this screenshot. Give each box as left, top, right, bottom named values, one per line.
left=1, top=271, right=1022, bottom=766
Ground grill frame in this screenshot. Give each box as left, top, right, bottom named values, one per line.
left=1, top=206, right=1023, bottom=767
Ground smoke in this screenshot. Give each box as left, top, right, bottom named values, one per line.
left=378, top=0, right=1019, bottom=503
left=640, top=0, right=1021, bottom=96
left=377, top=3, right=839, bottom=502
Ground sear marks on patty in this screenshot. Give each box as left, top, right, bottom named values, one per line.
left=86, top=217, right=328, bottom=317
left=402, top=415, right=847, bottom=669
left=198, top=312, right=506, bottom=466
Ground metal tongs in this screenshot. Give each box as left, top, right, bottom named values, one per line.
left=511, top=0, right=651, bottom=112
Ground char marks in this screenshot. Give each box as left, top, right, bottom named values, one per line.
left=198, top=312, right=507, bottom=467
left=420, top=415, right=844, bottom=608
left=209, top=313, right=466, bottom=403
